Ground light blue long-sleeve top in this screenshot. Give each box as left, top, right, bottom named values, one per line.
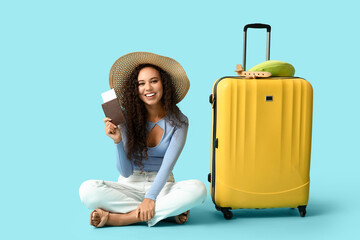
left=115, top=112, right=188, bottom=201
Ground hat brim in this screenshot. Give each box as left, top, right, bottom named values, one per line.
left=109, top=52, right=190, bottom=105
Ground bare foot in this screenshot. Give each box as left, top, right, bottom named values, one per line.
left=174, top=210, right=190, bottom=224
left=90, top=209, right=109, bottom=227
left=106, top=210, right=141, bottom=226
left=90, top=209, right=140, bottom=227
left=91, top=211, right=102, bottom=227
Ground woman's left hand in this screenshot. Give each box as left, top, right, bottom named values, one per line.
left=135, top=198, right=155, bottom=221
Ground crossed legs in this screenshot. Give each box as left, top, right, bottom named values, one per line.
left=79, top=179, right=206, bottom=227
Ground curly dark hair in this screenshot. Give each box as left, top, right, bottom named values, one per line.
left=121, top=63, right=187, bottom=168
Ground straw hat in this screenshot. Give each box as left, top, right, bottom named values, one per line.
left=109, top=52, right=190, bottom=105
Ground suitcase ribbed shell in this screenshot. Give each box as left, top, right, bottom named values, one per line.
left=210, top=77, right=313, bottom=209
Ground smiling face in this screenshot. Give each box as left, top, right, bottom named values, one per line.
left=137, top=66, right=164, bottom=107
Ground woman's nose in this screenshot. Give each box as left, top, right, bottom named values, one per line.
left=145, top=82, right=153, bottom=91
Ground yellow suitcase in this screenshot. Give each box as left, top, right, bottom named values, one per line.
left=208, top=24, right=313, bottom=219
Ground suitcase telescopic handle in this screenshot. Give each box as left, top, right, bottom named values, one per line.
left=243, top=23, right=271, bottom=70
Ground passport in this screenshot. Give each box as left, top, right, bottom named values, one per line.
left=101, top=89, right=125, bottom=125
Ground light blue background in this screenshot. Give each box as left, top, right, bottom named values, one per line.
left=1, top=0, right=359, bottom=239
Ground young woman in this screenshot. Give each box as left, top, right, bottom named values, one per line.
left=79, top=52, right=207, bottom=227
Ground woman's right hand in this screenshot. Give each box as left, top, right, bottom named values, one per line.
left=103, top=117, right=122, bottom=144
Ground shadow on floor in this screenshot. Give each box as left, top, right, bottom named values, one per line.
left=155, top=197, right=338, bottom=226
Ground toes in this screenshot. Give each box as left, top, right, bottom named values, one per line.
left=91, top=212, right=101, bottom=226
left=92, top=212, right=100, bottom=220
left=179, top=216, right=186, bottom=223
left=181, top=211, right=190, bottom=223
left=174, top=211, right=189, bottom=224
left=180, top=214, right=188, bottom=223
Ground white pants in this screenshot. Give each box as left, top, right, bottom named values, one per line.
left=79, top=171, right=207, bottom=227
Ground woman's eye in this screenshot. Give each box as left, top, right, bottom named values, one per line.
left=152, top=80, right=158, bottom=83
left=138, top=82, right=145, bottom=86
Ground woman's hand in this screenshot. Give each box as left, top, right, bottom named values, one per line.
left=103, top=117, right=122, bottom=144
left=135, top=198, right=155, bottom=221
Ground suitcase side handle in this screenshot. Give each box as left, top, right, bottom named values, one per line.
left=243, top=23, right=271, bottom=70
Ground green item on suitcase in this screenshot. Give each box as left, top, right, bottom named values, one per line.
left=248, top=60, right=295, bottom=77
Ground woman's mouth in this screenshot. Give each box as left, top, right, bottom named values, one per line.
left=145, top=93, right=156, bottom=98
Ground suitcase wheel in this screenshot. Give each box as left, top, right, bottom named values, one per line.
left=209, top=94, right=213, bottom=104
left=219, top=207, right=233, bottom=220
left=208, top=173, right=211, bottom=182
left=298, top=205, right=307, bottom=217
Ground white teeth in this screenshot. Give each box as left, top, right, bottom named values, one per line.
left=146, top=93, right=155, bottom=97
